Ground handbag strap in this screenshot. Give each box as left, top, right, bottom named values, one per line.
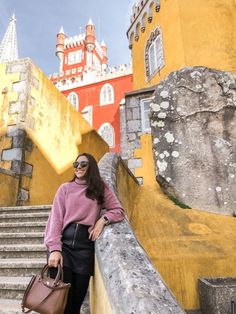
left=41, top=263, right=63, bottom=284
left=21, top=264, right=64, bottom=313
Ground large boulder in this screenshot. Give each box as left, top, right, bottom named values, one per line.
left=150, top=66, right=236, bottom=214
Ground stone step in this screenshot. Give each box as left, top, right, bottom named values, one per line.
left=0, top=232, right=44, bottom=244
left=0, top=276, right=31, bottom=299
left=0, top=212, right=49, bottom=223
left=0, top=298, right=38, bottom=314
left=0, top=297, right=89, bottom=314
left=0, top=258, right=46, bottom=277
left=0, top=244, right=46, bottom=258
left=0, top=205, right=51, bottom=214
left=0, top=221, right=46, bottom=233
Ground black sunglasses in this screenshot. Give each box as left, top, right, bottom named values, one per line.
left=73, top=161, right=89, bottom=169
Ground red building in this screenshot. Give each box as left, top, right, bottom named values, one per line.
left=49, top=18, right=133, bottom=152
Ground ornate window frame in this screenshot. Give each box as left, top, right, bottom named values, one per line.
left=140, top=97, right=152, bottom=133
left=145, top=26, right=165, bottom=80
left=100, top=83, right=114, bottom=105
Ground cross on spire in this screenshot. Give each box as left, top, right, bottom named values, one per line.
left=0, top=14, right=19, bottom=63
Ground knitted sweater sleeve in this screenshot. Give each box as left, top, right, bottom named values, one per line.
left=44, top=184, right=67, bottom=252
left=101, top=185, right=125, bottom=224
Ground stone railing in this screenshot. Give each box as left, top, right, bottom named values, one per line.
left=91, top=152, right=185, bottom=314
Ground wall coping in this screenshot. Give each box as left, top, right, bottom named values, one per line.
left=97, top=152, right=185, bottom=314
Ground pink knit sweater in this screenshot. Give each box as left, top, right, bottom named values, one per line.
left=44, top=178, right=124, bottom=252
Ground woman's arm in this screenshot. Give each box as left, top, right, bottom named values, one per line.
left=89, top=184, right=124, bottom=241
left=100, top=184, right=125, bottom=224
left=44, top=184, right=66, bottom=253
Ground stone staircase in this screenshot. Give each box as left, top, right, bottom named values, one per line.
left=0, top=205, right=50, bottom=314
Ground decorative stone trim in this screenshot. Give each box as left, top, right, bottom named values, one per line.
left=0, top=167, right=16, bottom=177
left=145, top=26, right=165, bottom=80
left=2, top=126, right=33, bottom=204
left=96, top=152, right=185, bottom=314
left=127, top=0, right=161, bottom=43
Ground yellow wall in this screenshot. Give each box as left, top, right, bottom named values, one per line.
left=25, top=64, right=109, bottom=205
left=25, top=130, right=108, bottom=205
left=0, top=173, right=18, bottom=206
left=179, top=0, right=236, bottom=70
left=131, top=0, right=236, bottom=89
left=28, top=64, right=94, bottom=174
left=116, top=159, right=140, bottom=221
left=131, top=184, right=236, bottom=310
left=134, top=134, right=156, bottom=187
left=90, top=257, right=113, bottom=314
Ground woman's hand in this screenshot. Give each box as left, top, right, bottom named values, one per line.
left=89, top=218, right=106, bottom=241
left=48, top=251, right=63, bottom=268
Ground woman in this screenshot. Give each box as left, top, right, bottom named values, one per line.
left=44, top=153, right=124, bottom=314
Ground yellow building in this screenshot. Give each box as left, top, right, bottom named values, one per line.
left=127, top=0, right=236, bottom=90
left=123, top=0, right=236, bottom=186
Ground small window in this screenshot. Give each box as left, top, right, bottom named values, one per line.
left=67, top=92, right=79, bottom=111
left=140, top=98, right=152, bottom=132
left=100, top=84, right=114, bottom=105
left=68, top=50, right=83, bottom=65
left=145, top=27, right=165, bottom=79
left=98, top=122, right=115, bottom=147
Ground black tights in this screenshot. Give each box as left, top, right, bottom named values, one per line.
left=50, top=266, right=90, bottom=314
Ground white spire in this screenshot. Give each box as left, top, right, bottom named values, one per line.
left=87, top=17, right=93, bottom=25
left=0, top=14, right=19, bottom=63
left=58, top=26, right=65, bottom=34
left=101, top=40, right=106, bottom=47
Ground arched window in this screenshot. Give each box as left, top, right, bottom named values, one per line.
left=100, top=84, right=114, bottom=105
left=98, top=123, right=115, bottom=148
left=67, top=92, right=79, bottom=110
left=145, top=26, right=164, bottom=79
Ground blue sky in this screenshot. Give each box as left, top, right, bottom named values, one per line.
left=0, top=0, right=136, bottom=75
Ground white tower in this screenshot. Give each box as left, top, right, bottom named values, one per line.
left=0, top=14, right=19, bottom=63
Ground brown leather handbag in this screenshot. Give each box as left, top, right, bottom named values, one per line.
left=21, top=264, right=71, bottom=314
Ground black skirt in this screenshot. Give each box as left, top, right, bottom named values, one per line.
left=61, top=223, right=95, bottom=276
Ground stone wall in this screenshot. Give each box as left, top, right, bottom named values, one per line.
left=121, top=87, right=155, bottom=183
left=150, top=66, right=236, bottom=214
left=92, top=152, right=185, bottom=314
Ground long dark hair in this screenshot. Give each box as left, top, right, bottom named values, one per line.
left=71, top=153, right=105, bottom=205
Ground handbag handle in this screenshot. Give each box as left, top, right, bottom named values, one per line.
left=22, top=263, right=64, bottom=314
left=41, top=263, right=63, bottom=286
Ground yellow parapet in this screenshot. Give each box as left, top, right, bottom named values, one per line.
left=131, top=184, right=236, bottom=311
left=134, top=133, right=156, bottom=187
